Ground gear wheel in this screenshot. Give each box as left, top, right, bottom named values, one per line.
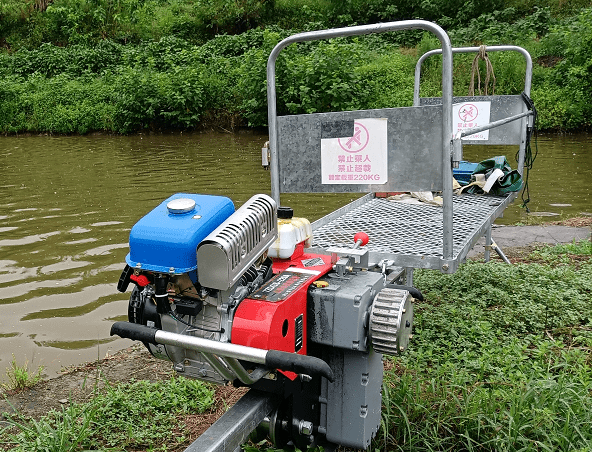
left=369, top=287, right=414, bottom=355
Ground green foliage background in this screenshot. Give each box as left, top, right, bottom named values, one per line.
left=0, top=0, right=591, bottom=133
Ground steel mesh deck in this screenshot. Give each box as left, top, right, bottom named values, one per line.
left=311, top=193, right=513, bottom=271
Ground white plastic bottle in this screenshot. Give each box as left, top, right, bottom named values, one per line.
left=267, top=207, right=312, bottom=259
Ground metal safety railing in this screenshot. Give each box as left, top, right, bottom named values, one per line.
left=414, top=45, right=533, bottom=175
left=265, top=23, right=534, bottom=271
left=266, top=20, right=456, bottom=259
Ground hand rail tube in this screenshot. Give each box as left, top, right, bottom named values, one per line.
left=414, top=45, right=533, bottom=178
left=413, top=45, right=533, bottom=105
left=458, top=110, right=534, bottom=138
left=111, top=321, right=334, bottom=381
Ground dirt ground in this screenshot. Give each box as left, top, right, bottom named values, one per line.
left=0, top=343, right=249, bottom=450
left=1, top=218, right=589, bottom=450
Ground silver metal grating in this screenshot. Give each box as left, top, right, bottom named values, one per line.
left=311, top=193, right=514, bottom=272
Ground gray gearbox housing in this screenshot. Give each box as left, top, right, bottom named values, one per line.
left=309, top=270, right=386, bottom=449
left=308, top=270, right=386, bottom=352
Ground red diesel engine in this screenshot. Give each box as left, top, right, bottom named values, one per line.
left=111, top=194, right=417, bottom=451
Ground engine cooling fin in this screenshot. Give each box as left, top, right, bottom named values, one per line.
left=369, top=287, right=414, bottom=355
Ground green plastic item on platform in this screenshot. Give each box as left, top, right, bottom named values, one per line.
left=464, top=155, right=522, bottom=195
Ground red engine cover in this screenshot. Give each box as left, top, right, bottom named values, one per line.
left=231, top=252, right=333, bottom=379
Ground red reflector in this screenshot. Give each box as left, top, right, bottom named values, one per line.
left=130, top=274, right=150, bottom=287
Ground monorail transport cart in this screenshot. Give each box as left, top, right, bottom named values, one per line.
left=110, top=20, right=535, bottom=452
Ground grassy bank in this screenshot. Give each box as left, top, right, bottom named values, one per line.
left=1, top=239, right=590, bottom=451
left=381, top=239, right=592, bottom=451
left=0, top=1, right=591, bottom=134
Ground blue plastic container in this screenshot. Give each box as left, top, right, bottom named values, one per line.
left=126, top=193, right=235, bottom=273
left=453, top=161, right=478, bottom=185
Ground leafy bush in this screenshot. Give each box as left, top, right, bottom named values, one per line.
left=378, top=251, right=592, bottom=450
left=357, top=51, right=415, bottom=109
left=534, top=8, right=592, bottom=129
left=280, top=41, right=372, bottom=115
left=450, top=7, right=553, bottom=45
left=1, top=2, right=591, bottom=133
left=111, top=66, right=205, bottom=132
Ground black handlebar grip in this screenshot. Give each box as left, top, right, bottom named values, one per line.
left=110, top=321, right=158, bottom=345
left=265, top=350, right=334, bottom=382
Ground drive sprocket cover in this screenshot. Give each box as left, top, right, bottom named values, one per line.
left=369, top=287, right=414, bottom=355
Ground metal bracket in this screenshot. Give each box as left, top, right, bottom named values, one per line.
left=333, top=255, right=354, bottom=277
left=451, top=132, right=463, bottom=168
left=261, top=141, right=270, bottom=169
left=326, top=246, right=370, bottom=270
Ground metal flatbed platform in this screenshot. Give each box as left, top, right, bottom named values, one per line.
left=312, top=192, right=516, bottom=273
left=266, top=28, right=533, bottom=276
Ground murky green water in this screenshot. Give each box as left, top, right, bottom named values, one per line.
left=0, top=132, right=590, bottom=379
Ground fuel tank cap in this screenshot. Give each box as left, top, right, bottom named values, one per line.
left=167, top=198, right=196, bottom=214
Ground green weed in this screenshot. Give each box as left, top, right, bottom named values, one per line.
left=2, top=355, right=44, bottom=391
left=534, top=239, right=592, bottom=257
left=0, top=376, right=215, bottom=451
left=89, top=376, right=215, bottom=448
left=528, top=239, right=592, bottom=265
left=2, top=401, right=97, bottom=452
left=376, top=246, right=592, bottom=451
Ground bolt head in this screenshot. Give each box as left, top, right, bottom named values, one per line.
left=299, top=420, right=313, bottom=436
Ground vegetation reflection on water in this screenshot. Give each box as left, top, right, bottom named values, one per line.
left=0, top=132, right=589, bottom=379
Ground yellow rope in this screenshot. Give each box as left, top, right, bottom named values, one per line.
left=469, top=45, right=496, bottom=96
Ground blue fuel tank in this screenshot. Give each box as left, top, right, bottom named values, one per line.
left=126, top=193, right=235, bottom=274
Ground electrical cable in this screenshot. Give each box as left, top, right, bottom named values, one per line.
left=518, top=92, right=538, bottom=212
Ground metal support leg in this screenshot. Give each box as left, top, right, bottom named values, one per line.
left=405, top=268, right=414, bottom=287
left=484, top=227, right=492, bottom=263
left=184, top=390, right=281, bottom=452
left=491, top=240, right=511, bottom=264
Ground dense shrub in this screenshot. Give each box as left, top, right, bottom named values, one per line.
left=0, top=1, right=590, bottom=133
left=527, top=7, right=592, bottom=130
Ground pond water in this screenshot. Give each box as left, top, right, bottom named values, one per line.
left=0, top=131, right=590, bottom=380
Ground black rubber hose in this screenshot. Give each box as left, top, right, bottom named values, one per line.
left=111, top=321, right=158, bottom=345
left=154, top=275, right=171, bottom=314
left=386, top=284, right=424, bottom=301
left=265, top=350, right=334, bottom=382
